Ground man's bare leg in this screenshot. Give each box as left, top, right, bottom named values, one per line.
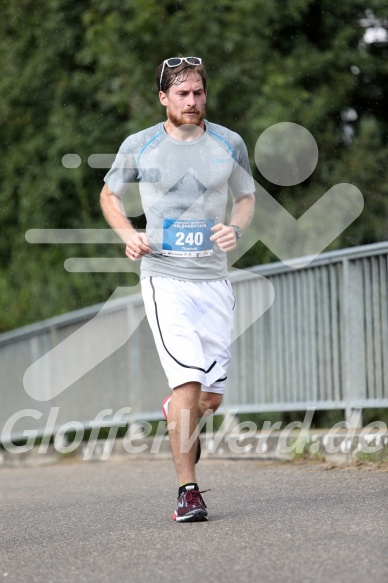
left=167, top=384, right=223, bottom=485
left=167, top=381, right=201, bottom=485
left=198, top=391, right=223, bottom=418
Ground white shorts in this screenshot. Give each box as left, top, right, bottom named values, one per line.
left=141, top=277, right=235, bottom=394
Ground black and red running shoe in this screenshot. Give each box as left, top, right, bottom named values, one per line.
left=173, top=489, right=209, bottom=522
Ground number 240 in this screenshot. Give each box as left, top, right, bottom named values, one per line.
left=176, top=232, right=203, bottom=246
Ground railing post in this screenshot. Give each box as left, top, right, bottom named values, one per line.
left=345, top=406, right=363, bottom=429
left=341, top=258, right=364, bottom=429
left=341, top=258, right=352, bottom=425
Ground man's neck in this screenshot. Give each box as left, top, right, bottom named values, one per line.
left=164, top=120, right=205, bottom=141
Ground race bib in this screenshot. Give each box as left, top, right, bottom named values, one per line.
left=162, top=218, right=215, bottom=257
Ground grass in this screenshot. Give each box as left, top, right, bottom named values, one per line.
left=355, top=448, right=388, bottom=465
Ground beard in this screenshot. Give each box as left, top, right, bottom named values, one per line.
left=167, top=106, right=205, bottom=129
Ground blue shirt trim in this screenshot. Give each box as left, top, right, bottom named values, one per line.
left=207, top=129, right=236, bottom=169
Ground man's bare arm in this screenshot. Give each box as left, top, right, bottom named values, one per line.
left=100, top=183, right=151, bottom=261
left=210, top=194, right=255, bottom=252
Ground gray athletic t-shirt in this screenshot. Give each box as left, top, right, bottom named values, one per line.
left=104, top=120, right=255, bottom=281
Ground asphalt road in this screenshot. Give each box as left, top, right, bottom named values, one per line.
left=1, top=459, right=387, bottom=583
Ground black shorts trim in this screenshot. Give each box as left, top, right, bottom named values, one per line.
left=150, top=277, right=217, bottom=374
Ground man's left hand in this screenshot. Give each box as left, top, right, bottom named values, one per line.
left=210, top=224, right=238, bottom=252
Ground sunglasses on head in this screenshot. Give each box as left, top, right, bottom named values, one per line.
left=159, top=57, right=202, bottom=90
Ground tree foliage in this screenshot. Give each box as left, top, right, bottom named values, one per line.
left=1, top=0, right=387, bottom=330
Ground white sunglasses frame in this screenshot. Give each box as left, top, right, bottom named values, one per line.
left=159, top=57, right=202, bottom=91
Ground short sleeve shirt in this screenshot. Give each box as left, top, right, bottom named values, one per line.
left=104, top=120, right=255, bottom=281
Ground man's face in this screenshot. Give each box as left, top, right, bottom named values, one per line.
left=159, top=73, right=207, bottom=128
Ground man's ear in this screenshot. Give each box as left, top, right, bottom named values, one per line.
left=159, top=90, right=168, bottom=106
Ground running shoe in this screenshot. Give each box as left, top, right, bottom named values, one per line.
left=173, top=488, right=209, bottom=522
left=162, top=395, right=202, bottom=464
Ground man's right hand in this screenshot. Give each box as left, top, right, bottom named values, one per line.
left=100, top=183, right=151, bottom=261
left=125, top=232, right=151, bottom=261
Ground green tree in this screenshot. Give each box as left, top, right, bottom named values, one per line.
left=0, top=0, right=387, bottom=330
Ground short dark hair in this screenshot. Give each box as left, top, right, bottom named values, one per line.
left=156, top=59, right=207, bottom=93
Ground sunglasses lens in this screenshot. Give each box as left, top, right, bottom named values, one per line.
left=166, top=58, right=182, bottom=67
left=186, top=57, right=201, bottom=65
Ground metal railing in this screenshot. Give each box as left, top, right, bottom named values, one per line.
left=1, top=242, right=387, bottom=442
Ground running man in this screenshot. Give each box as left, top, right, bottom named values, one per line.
left=100, top=57, right=255, bottom=522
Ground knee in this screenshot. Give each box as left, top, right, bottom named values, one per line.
left=173, top=382, right=201, bottom=403
left=199, top=392, right=223, bottom=415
